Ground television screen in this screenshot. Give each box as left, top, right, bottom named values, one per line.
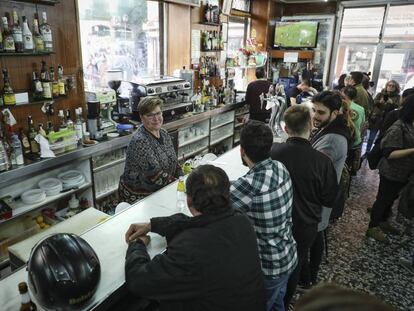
left=274, top=21, right=319, bottom=48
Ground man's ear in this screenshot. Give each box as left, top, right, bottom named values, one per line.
left=240, top=146, right=245, bottom=157
left=284, top=125, right=290, bottom=135
left=186, top=195, right=193, bottom=208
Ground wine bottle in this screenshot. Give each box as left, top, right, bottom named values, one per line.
left=22, top=16, right=34, bottom=52
left=12, top=10, right=24, bottom=53
left=57, top=65, right=66, bottom=96
left=66, top=109, right=74, bottom=130
left=50, top=67, right=59, bottom=98
left=19, top=128, right=31, bottom=157
left=2, top=15, right=15, bottom=52
left=39, top=12, right=52, bottom=52
left=18, top=282, right=37, bottom=311
left=27, top=116, right=40, bottom=155
left=2, top=69, right=16, bottom=106
left=32, top=72, right=43, bottom=100
left=40, top=61, right=52, bottom=99
left=32, top=17, right=44, bottom=52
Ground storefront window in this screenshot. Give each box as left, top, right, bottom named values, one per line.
left=78, top=0, right=160, bottom=89
left=383, top=5, right=414, bottom=42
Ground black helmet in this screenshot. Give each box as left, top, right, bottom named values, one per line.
left=27, top=233, right=101, bottom=310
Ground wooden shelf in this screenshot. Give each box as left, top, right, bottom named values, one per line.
left=270, top=50, right=314, bottom=60
left=5, top=95, right=68, bottom=108
left=8, top=0, right=59, bottom=5
left=192, top=23, right=220, bottom=32
left=0, top=52, right=54, bottom=57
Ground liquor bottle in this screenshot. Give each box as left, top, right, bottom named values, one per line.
left=2, top=15, right=15, bottom=52
left=46, top=121, right=54, bottom=135
left=2, top=69, right=16, bottom=106
left=50, top=67, right=59, bottom=98
left=40, top=61, right=52, bottom=99
left=27, top=116, right=40, bottom=155
left=207, top=32, right=212, bottom=51
left=19, top=128, right=31, bottom=157
left=66, top=109, right=74, bottom=130
left=32, top=17, right=44, bottom=53
left=22, top=16, right=34, bottom=52
left=74, top=108, right=83, bottom=142
left=204, top=1, right=211, bottom=23
left=58, top=110, right=66, bottom=130
left=39, top=12, right=52, bottom=52
left=176, top=176, right=186, bottom=212
left=12, top=10, right=24, bottom=53
left=32, top=72, right=43, bottom=100
left=10, top=131, right=24, bottom=166
left=18, top=282, right=37, bottom=311
left=78, top=107, right=87, bottom=134
left=0, top=122, right=11, bottom=172
left=0, top=27, right=4, bottom=52
left=57, top=65, right=66, bottom=96
left=38, top=123, right=47, bottom=137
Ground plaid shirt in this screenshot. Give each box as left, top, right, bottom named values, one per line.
left=230, top=158, right=297, bottom=277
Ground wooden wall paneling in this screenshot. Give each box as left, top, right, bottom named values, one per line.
left=0, top=0, right=84, bottom=132
left=282, top=2, right=337, bottom=16
left=250, top=0, right=271, bottom=50
left=167, top=3, right=191, bottom=75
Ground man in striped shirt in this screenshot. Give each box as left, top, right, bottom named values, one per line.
left=230, top=121, right=298, bottom=311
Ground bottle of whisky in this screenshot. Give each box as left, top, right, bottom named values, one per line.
left=40, top=61, right=52, bottom=99
left=27, top=116, right=40, bottom=155
left=39, top=12, right=52, bottom=52
left=57, top=65, right=66, bottom=96
left=19, top=128, right=31, bottom=157
left=66, top=109, right=74, bottom=130
left=32, top=16, right=44, bottom=53
left=12, top=10, right=24, bottom=53
left=2, top=69, right=16, bottom=106
left=32, top=72, right=43, bottom=100
left=2, top=15, right=15, bottom=52
left=50, top=67, right=59, bottom=98
left=22, top=16, right=34, bottom=52
left=18, top=282, right=37, bottom=311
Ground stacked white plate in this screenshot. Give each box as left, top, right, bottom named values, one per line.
left=21, top=189, right=46, bottom=205
left=58, top=170, right=86, bottom=190
left=39, top=178, right=63, bottom=196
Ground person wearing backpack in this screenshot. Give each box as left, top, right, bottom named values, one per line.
left=366, top=94, right=414, bottom=243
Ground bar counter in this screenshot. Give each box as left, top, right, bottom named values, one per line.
left=0, top=146, right=247, bottom=311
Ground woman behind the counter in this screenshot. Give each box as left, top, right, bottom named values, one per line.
left=119, top=97, right=182, bottom=204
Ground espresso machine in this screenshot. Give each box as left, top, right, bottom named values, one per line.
left=85, top=89, right=117, bottom=134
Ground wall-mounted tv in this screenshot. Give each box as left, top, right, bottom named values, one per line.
left=274, top=21, right=319, bottom=48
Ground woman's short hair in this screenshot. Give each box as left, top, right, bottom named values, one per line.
left=399, top=94, right=414, bottom=123
left=185, top=165, right=231, bottom=215
left=294, top=284, right=397, bottom=311
left=138, top=97, right=164, bottom=116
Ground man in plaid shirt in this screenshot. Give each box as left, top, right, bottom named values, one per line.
left=230, top=121, right=297, bottom=311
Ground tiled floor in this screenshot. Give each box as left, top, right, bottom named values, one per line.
left=305, top=161, right=414, bottom=310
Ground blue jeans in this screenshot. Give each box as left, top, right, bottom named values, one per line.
left=264, top=272, right=290, bottom=311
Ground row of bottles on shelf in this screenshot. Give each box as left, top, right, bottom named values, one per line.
left=191, top=79, right=234, bottom=110
left=201, top=30, right=223, bottom=51
left=204, top=1, right=220, bottom=24
left=0, top=61, right=67, bottom=106
left=199, top=56, right=220, bottom=77
left=0, top=107, right=86, bottom=171
left=0, top=10, right=52, bottom=54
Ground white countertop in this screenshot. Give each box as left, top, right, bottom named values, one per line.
left=0, top=146, right=247, bottom=311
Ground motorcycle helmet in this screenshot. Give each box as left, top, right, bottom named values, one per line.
left=27, top=233, right=101, bottom=310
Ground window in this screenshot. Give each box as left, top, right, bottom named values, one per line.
left=78, top=0, right=161, bottom=89
left=383, top=5, right=414, bottom=42
left=231, top=0, right=250, bottom=12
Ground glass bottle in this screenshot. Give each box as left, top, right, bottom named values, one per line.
left=12, top=10, right=24, bottom=53
left=0, top=23, right=4, bottom=52
left=74, top=108, right=83, bottom=142
left=58, top=110, right=66, bottom=130
left=27, top=116, right=40, bottom=155
left=41, top=61, right=52, bottom=99
left=22, top=16, right=34, bottom=52
left=18, top=282, right=37, bottom=311
left=50, top=67, right=59, bottom=98
left=2, top=69, right=16, bottom=106
left=32, top=17, right=44, bottom=53
left=19, top=127, right=31, bottom=157
left=10, top=131, right=24, bottom=166
left=38, top=123, right=47, bottom=137
left=2, top=15, right=15, bottom=53
left=39, top=12, right=52, bottom=52
left=57, top=65, right=66, bottom=96
left=66, top=109, right=74, bottom=130
left=176, top=176, right=186, bottom=212
left=0, top=121, right=11, bottom=171
left=32, top=72, right=43, bottom=100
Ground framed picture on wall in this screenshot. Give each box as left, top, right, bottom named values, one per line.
left=222, top=0, right=233, bottom=15
left=166, top=0, right=201, bottom=7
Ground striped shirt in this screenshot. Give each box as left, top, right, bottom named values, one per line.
left=230, top=158, right=297, bottom=277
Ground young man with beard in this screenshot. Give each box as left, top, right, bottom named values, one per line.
left=301, top=91, right=351, bottom=287
left=270, top=105, right=339, bottom=308
left=230, top=121, right=297, bottom=311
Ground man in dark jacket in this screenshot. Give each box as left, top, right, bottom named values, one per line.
left=246, top=67, right=272, bottom=122
left=271, top=105, right=339, bottom=308
left=124, top=165, right=266, bottom=311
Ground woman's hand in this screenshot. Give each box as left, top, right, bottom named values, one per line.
left=125, top=222, right=151, bottom=243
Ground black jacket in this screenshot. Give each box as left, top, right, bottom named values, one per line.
left=271, top=137, right=339, bottom=229
left=125, top=210, right=266, bottom=311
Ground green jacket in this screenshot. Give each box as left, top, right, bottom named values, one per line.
left=354, top=84, right=370, bottom=116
